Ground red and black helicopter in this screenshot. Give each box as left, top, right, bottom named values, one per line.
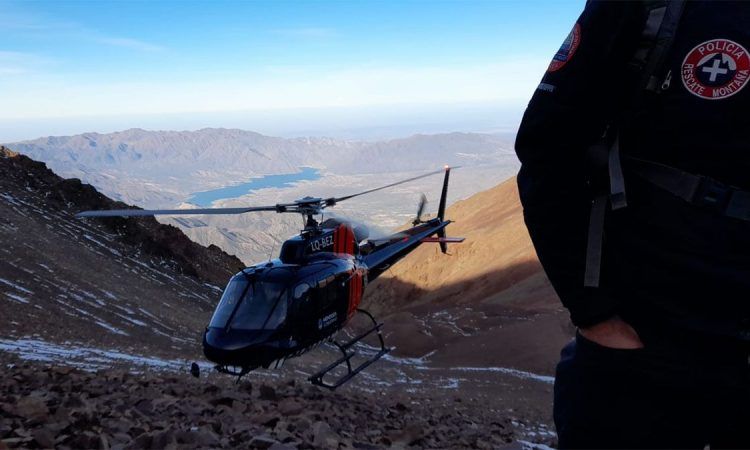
left=77, top=167, right=463, bottom=388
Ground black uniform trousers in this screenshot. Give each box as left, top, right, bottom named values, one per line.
left=554, top=325, right=750, bottom=449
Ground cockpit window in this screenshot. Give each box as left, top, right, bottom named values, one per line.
left=230, top=280, right=288, bottom=330
left=208, top=269, right=291, bottom=331
left=209, top=276, right=249, bottom=328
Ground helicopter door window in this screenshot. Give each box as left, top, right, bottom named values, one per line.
left=209, top=276, right=250, bottom=328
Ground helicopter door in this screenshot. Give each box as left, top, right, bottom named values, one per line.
left=310, top=273, right=347, bottom=333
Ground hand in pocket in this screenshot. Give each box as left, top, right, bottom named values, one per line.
left=579, top=316, right=644, bottom=349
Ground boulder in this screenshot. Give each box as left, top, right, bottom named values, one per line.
left=278, top=399, right=304, bottom=417
left=15, top=396, right=49, bottom=421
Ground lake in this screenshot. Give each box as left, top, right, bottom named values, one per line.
left=189, top=167, right=321, bottom=207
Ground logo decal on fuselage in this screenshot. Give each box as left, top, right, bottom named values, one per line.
left=317, top=312, right=337, bottom=330
left=309, top=234, right=334, bottom=252
left=681, top=38, right=750, bottom=100
left=548, top=23, right=581, bottom=72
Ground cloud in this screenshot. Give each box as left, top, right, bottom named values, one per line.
left=0, top=50, right=55, bottom=76
left=0, top=12, right=78, bottom=32
left=271, top=27, right=338, bottom=38
left=0, top=10, right=164, bottom=53
left=97, top=37, right=165, bottom=52
left=0, top=58, right=548, bottom=119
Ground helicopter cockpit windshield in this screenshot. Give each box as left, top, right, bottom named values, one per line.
left=209, top=269, right=290, bottom=331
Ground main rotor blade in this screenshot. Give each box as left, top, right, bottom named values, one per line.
left=76, top=205, right=278, bottom=218
left=332, top=167, right=455, bottom=204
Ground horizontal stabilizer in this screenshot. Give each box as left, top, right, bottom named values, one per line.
left=421, top=237, right=465, bottom=243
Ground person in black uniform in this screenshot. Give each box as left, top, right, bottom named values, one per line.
left=515, top=1, right=750, bottom=448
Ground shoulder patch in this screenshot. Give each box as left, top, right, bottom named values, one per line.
left=537, top=82, right=556, bottom=93
left=548, top=23, right=581, bottom=73
left=681, top=38, right=750, bottom=100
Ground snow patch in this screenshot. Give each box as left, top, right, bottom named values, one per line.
left=443, top=366, right=554, bottom=384
left=0, top=338, right=211, bottom=373
left=4, top=293, right=29, bottom=304
left=0, top=278, right=33, bottom=294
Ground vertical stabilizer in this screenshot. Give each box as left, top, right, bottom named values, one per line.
left=437, top=166, right=451, bottom=253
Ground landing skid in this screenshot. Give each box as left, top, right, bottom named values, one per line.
left=215, top=365, right=255, bottom=383
left=308, top=309, right=391, bottom=390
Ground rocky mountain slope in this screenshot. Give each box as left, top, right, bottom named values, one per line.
left=365, top=177, right=572, bottom=375
left=0, top=145, right=243, bottom=357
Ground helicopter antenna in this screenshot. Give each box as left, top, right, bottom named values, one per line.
left=267, top=239, right=276, bottom=262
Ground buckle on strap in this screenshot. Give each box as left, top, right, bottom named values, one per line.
left=726, top=191, right=750, bottom=221
left=691, top=177, right=750, bottom=221
left=690, top=177, right=733, bottom=210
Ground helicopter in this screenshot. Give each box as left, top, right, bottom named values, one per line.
left=76, top=166, right=463, bottom=389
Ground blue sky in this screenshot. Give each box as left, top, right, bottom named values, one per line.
left=0, top=0, right=583, bottom=141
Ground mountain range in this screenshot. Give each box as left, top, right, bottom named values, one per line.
left=6, top=128, right=517, bottom=207
left=5, top=129, right=520, bottom=264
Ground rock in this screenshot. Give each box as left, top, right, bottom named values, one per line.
left=211, top=396, right=234, bottom=408
left=258, top=385, right=277, bottom=401
left=97, top=434, right=111, bottom=450
left=275, top=429, right=294, bottom=444
left=15, top=396, right=48, bottom=420
left=174, top=430, right=197, bottom=446
left=268, top=443, right=297, bottom=450
left=0, top=438, right=26, bottom=449
left=278, top=399, right=303, bottom=417
left=128, top=432, right=153, bottom=450
left=292, top=418, right=310, bottom=433
left=111, top=433, right=131, bottom=445
left=134, top=399, right=154, bottom=415
left=249, top=435, right=279, bottom=449
left=32, top=427, right=56, bottom=448
left=312, top=421, right=339, bottom=448
left=389, top=423, right=425, bottom=447
left=251, top=414, right=279, bottom=428
left=193, top=427, right=221, bottom=447
left=69, top=433, right=102, bottom=449
left=63, top=396, right=87, bottom=409
left=151, top=429, right=176, bottom=449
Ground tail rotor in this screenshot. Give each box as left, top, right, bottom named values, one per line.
left=412, top=194, right=428, bottom=226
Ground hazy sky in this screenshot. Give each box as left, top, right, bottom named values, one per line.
left=1, top=0, right=583, bottom=141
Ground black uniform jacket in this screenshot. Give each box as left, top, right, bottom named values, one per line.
left=516, top=0, right=750, bottom=339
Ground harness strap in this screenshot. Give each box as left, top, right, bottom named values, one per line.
left=583, top=0, right=686, bottom=288
left=584, top=194, right=608, bottom=287
left=583, top=135, right=625, bottom=288
left=608, top=134, right=627, bottom=210
left=628, top=158, right=750, bottom=222
left=642, top=0, right=687, bottom=93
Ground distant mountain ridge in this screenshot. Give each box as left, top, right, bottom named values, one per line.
left=5, top=128, right=520, bottom=264
left=6, top=128, right=516, bottom=207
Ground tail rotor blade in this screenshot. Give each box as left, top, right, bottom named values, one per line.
left=413, top=194, right=427, bottom=225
